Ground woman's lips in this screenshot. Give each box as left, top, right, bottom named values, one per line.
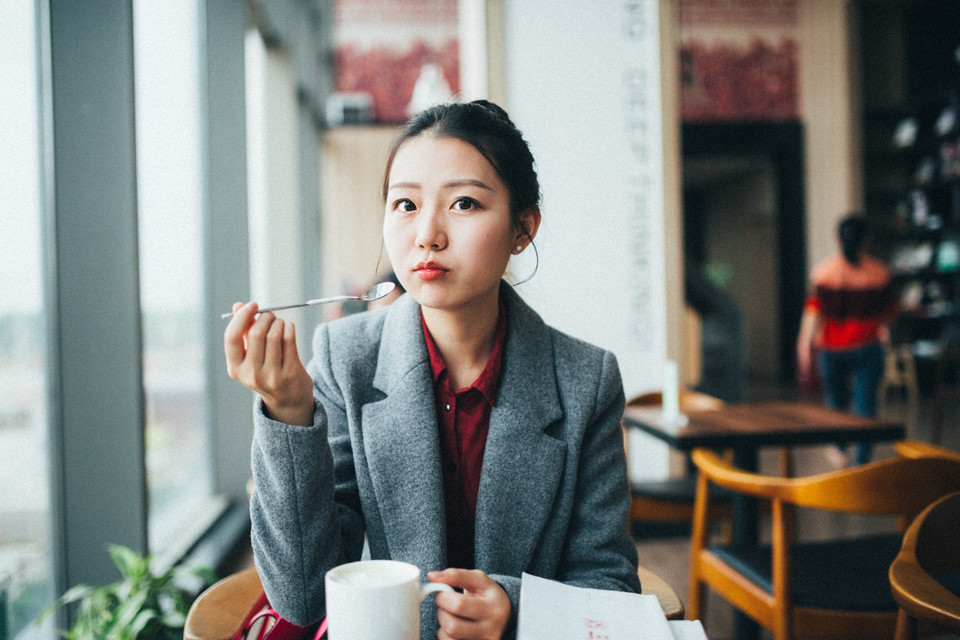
left=415, top=261, right=448, bottom=280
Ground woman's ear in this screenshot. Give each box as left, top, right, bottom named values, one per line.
left=517, top=206, right=542, bottom=247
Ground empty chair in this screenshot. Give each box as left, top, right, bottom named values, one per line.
left=624, top=390, right=793, bottom=537
left=623, top=391, right=733, bottom=536
left=687, top=449, right=960, bottom=640
left=877, top=345, right=919, bottom=437
left=889, top=490, right=960, bottom=640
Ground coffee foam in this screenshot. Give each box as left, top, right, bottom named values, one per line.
left=330, top=564, right=408, bottom=588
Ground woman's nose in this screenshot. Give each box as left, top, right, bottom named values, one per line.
left=416, top=209, right=447, bottom=250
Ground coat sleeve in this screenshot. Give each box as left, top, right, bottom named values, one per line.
left=248, top=322, right=366, bottom=626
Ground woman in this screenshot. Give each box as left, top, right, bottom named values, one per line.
left=796, top=213, right=898, bottom=466
left=224, top=100, right=640, bottom=640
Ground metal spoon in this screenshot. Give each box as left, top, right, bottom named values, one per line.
left=220, top=281, right=397, bottom=319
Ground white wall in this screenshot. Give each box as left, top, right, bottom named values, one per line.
left=503, top=0, right=671, bottom=478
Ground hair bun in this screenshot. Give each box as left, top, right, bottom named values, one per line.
left=470, top=99, right=514, bottom=125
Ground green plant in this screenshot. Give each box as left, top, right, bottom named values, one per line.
left=38, top=544, right=214, bottom=640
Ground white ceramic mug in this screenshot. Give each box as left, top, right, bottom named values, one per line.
left=324, top=560, right=453, bottom=640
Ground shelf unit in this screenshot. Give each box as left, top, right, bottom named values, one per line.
left=863, top=89, right=960, bottom=366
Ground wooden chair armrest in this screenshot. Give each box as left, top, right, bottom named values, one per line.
left=638, top=565, right=685, bottom=620
left=185, top=566, right=268, bottom=640
left=889, top=491, right=960, bottom=632
left=895, top=439, right=960, bottom=462
left=890, top=554, right=960, bottom=631
left=690, top=448, right=788, bottom=499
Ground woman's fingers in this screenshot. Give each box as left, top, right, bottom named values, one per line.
left=223, top=303, right=313, bottom=425
left=223, top=303, right=285, bottom=385
left=224, top=302, right=257, bottom=378
left=430, top=569, right=510, bottom=640
left=244, top=311, right=274, bottom=371
left=264, top=315, right=286, bottom=375
left=283, top=319, right=299, bottom=368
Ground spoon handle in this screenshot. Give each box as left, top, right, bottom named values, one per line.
left=220, top=295, right=357, bottom=319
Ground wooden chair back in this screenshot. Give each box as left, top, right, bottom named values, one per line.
left=890, top=490, right=960, bottom=640
left=622, top=391, right=734, bottom=532
left=894, top=439, right=960, bottom=462
left=184, top=566, right=266, bottom=640
left=627, top=389, right=726, bottom=412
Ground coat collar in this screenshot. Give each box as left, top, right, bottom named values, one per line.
left=362, top=282, right=566, bottom=572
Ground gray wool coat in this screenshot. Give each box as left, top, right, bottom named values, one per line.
left=249, top=282, right=641, bottom=639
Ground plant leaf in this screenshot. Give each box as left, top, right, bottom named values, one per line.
left=112, top=589, right=149, bottom=633
left=40, top=543, right=213, bottom=640
left=108, top=544, right=151, bottom=583
left=129, top=608, right=159, bottom=638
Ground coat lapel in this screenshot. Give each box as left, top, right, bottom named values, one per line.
left=360, top=286, right=567, bottom=575
left=474, top=285, right=566, bottom=574
left=361, top=295, right=448, bottom=571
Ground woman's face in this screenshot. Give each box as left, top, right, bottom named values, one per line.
left=383, top=134, right=528, bottom=314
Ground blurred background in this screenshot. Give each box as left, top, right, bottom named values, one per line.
left=2, top=0, right=959, bottom=638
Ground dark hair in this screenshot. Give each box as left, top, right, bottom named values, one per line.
left=838, top=213, right=868, bottom=265
left=381, top=100, right=541, bottom=238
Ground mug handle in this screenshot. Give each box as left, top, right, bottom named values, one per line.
left=419, top=582, right=455, bottom=602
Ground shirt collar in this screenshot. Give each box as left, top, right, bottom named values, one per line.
left=422, top=298, right=507, bottom=406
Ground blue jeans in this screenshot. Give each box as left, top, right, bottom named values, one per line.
left=819, top=343, right=885, bottom=464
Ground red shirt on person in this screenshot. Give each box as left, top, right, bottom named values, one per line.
left=804, top=253, right=898, bottom=351
left=422, top=300, right=506, bottom=570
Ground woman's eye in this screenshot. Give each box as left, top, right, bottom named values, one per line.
left=392, top=199, right=416, bottom=213
left=453, top=197, right=479, bottom=211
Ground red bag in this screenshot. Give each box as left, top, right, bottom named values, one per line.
left=234, top=605, right=326, bottom=640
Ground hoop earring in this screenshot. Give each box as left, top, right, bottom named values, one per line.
left=512, top=240, right=539, bottom=286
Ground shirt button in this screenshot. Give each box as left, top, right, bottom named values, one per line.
left=445, top=404, right=451, bottom=411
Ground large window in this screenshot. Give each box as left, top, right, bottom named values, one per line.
left=0, top=2, right=54, bottom=639
left=0, top=4, right=324, bottom=635
left=133, top=0, right=215, bottom=557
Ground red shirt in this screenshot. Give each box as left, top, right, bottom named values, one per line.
left=804, top=254, right=898, bottom=350
left=423, top=301, right=506, bottom=570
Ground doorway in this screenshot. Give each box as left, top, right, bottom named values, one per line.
left=682, top=122, right=807, bottom=399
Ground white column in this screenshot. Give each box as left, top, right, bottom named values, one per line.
left=503, top=0, right=672, bottom=478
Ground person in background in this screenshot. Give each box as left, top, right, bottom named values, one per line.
left=796, top=213, right=898, bottom=467
left=224, top=100, right=640, bottom=640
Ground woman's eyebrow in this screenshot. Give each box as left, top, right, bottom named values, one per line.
left=387, top=178, right=494, bottom=192
left=443, top=178, right=493, bottom=191
left=386, top=181, right=420, bottom=192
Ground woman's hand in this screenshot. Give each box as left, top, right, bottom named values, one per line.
left=224, top=302, right=315, bottom=426
left=429, top=569, right=511, bottom=640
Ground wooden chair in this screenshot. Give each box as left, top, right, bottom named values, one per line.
left=889, top=490, right=960, bottom=640
left=686, top=448, right=960, bottom=640
left=184, top=564, right=686, bottom=640
left=184, top=566, right=265, bottom=640
left=624, top=390, right=792, bottom=535
left=877, top=345, right=919, bottom=437
left=894, top=438, right=960, bottom=463
left=624, top=391, right=733, bottom=534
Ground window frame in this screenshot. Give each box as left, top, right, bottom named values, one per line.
left=35, top=3, right=330, bottom=631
